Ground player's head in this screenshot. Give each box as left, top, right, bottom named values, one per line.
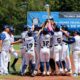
left=34, top=25, right=41, bottom=31
left=54, top=25, right=60, bottom=32
left=23, top=25, right=28, bottom=31
left=3, top=25, right=10, bottom=33
left=49, top=16, right=54, bottom=21
left=28, top=31, right=33, bottom=37
left=77, top=29, right=80, bottom=35
left=75, top=30, right=80, bottom=35
left=10, top=26, right=14, bottom=34
left=42, top=28, right=49, bottom=35
left=71, top=30, right=78, bottom=36
left=61, top=24, right=68, bottom=31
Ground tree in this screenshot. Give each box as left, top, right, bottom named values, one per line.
left=0, top=0, right=80, bottom=34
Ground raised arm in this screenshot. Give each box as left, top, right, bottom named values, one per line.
left=11, top=39, right=22, bottom=45
left=63, top=37, right=75, bottom=44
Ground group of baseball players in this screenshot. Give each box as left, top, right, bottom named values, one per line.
left=0, top=18, right=80, bottom=77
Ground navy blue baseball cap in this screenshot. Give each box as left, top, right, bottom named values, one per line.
left=3, top=25, right=9, bottom=30
left=10, top=26, right=14, bottom=33
left=23, top=25, right=28, bottom=31
left=43, top=28, right=49, bottom=34
left=28, top=31, right=33, bottom=37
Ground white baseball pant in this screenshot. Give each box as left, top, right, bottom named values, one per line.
left=1, top=51, right=9, bottom=74
left=40, top=47, right=50, bottom=62
left=53, top=44, right=62, bottom=62
left=73, top=51, right=80, bottom=74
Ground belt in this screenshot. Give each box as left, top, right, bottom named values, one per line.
left=54, top=44, right=62, bottom=46
left=41, top=46, right=50, bottom=48
left=54, top=44, right=58, bottom=46
left=63, top=43, right=67, bottom=45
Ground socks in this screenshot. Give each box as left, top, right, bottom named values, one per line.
left=40, top=62, right=44, bottom=72
left=8, top=62, right=10, bottom=73
left=31, top=64, right=36, bottom=73
left=49, top=59, right=56, bottom=71
left=56, top=61, right=60, bottom=68
left=21, top=64, right=27, bottom=74
left=62, top=60, right=67, bottom=69
left=11, top=58, right=18, bottom=67
left=59, top=60, right=63, bottom=69
left=46, top=62, right=50, bottom=71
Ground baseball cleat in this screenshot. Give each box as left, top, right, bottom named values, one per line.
left=3, top=72, right=9, bottom=75
left=59, top=68, right=64, bottom=75
left=19, top=72, right=25, bottom=76
left=73, top=73, right=78, bottom=77
left=31, top=71, right=36, bottom=77
left=11, top=65, right=16, bottom=72
left=67, top=69, right=72, bottom=76
left=34, top=70, right=38, bottom=75
left=42, top=71, right=46, bottom=76
left=64, top=68, right=68, bottom=72
left=46, top=71, right=50, bottom=76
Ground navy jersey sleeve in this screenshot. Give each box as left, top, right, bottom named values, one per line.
left=40, top=31, right=43, bottom=36
left=63, top=37, right=75, bottom=44
left=0, top=33, right=6, bottom=40
left=49, top=31, right=54, bottom=35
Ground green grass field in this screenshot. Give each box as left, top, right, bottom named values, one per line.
left=0, top=44, right=80, bottom=80
left=13, top=44, right=21, bottom=50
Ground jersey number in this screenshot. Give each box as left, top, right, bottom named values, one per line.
left=57, top=38, right=61, bottom=43
left=26, top=43, right=33, bottom=51
left=43, top=41, right=49, bottom=47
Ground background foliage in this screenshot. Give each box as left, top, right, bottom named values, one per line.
left=0, top=0, right=80, bottom=34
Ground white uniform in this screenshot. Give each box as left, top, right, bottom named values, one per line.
left=72, top=35, right=80, bottom=74
left=61, top=32, right=69, bottom=61
left=24, top=37, right=35, bottom=65
left=20, top=31, right=28, bottom=71
left=34, top=31, right=40, bottom=55
left=0, top=31, right=11, bottom=74
left=53, top=31, right=62, bottom=62
left=33, top=31, right=40, bottom=70
left=40, top=34, right=51, bottom=62
left=9, top=34, right=18, bottom=62
left=61, top=31, right=72, bottom=71
left=21, top=31, right=28, bottom=57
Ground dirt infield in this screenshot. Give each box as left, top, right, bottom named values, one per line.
left=0, top=75, right=75, bottom=80
left=22, top=76, right=75, bottom=80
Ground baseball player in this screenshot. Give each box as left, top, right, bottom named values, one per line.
left=20, top=25, right=30, bottom=75
left=52, top=26, right=63, bottom=74
left=61, top=25, right=72, bottom=75
left=0, top=25, right=10, bottom=75
left=20, top=31, right=36, bottom=77
left=9, top=26, right=18, bottom=72
left=39, top=28, right=51, bottom=76
left=11, top=25, right=29, bottom=74
left=33, top=26, right=41, bottom=74
left=63, top=30, right=80, bottom=77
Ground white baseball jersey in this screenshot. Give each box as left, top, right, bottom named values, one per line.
left=40, top=34, right=51, bottom=48
left=24, top=37, right=35, bottom=54
left=53, top=31, right=63, bottom=45
left=10, top=34, right=14, bottom=43
left=1, top=31, right=11, bottom=52
left=10, top=34, right=14, bottom=47
left=21, top=31, right=28, bottom=46
left=72, top=35, right=80, bottom=51
left=62, top=31, right=69, bottom=44
left=33, top=31, right=40, bottom=47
